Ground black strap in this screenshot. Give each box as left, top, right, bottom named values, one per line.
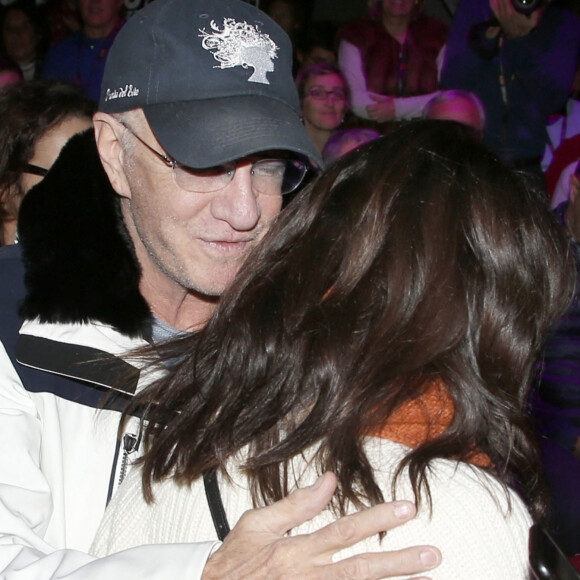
left=203, top=469, right=231, bottom=541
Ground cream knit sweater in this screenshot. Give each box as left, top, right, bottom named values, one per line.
left=91, top=437, right=532, bottom=579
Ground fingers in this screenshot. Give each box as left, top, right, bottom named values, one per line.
left=491, top=0, right=539, bottom=37
left=204, top=484, right=443, bottom=580
left=367, top=106, right=380, bottom=120
left=529, top=9, right=541, bottom=28
left=313, top=545, right=442, bottom=580
left=295, top=501, right=419, bottom=557
left=490, top=0, right=512, bottom=19
left=237, top=472, right=338, bottom=536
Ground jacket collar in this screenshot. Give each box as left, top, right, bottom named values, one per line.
left=17, top=129, right=152, bottom=339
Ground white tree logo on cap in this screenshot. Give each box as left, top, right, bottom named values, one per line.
left=199, top=18, right=278, bottom=85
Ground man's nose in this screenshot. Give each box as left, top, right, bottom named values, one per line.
left=210, top=164, right=261, bottom=231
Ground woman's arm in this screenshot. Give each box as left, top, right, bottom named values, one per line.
left=338, top=40, right=374, bottom=120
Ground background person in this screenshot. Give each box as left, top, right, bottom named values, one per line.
left=337, top=0, right=447, bottom=126
left=0, top=0, right=442, bottom=576
left=296, top=62, right=350, bottom=154
left=44, top=0, right=82, bottom=45
left=322, top=126, right=381, bottom=164
left=262, top=0, right=305, bottom=43
left=546, top=124, right=580, bottom=205
left=261, top=0, right=306, bottom=73
left=531, top=159, right=580, bottom=556
left=549, top=153, right=580, bottom=208
left=542, top=95, right=580, bottom=173
left=92, top=120, right=573, bottom=579
left=294, top=21, right=338, bottom=73
left=422, top=89, right=486, bottom=134
left=440, top=0, right=580, bottom=178
left=0, top=1, right=48, bottom=81
left=42, top=0, right=124, bottom=101
left=0, top=80, right=94, bottom=246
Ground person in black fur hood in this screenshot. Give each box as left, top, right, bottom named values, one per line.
left=0, top=0, right=444, bottom=577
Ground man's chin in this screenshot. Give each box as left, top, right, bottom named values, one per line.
left=184, top=272, right=239, bottom=301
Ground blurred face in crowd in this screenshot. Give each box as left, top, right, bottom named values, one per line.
left=301, top=73, right=348, bottom=133
left=79, top=0, right=123, bottom=38
left=19, top=115, right=93, bottom=195
left=267, top=0, right=300, bottom=36
left=2, top=8, right=37, bottom=65
left=1, top=114, right=92, bottom=246
left=299, top=46, right=336, bottom=70
left=381, top=0, right=416, bottom=19
left=425, top=97, right=485, bottom=134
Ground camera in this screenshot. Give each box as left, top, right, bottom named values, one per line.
left=511, top=0, right=546, bottom=15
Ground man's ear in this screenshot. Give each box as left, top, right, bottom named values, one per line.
left=93, top=112, right=132, bottom=199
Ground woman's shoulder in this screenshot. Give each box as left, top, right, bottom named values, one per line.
left=293, top=438, right=532, bottom=579
left=363, top=436, right=525, bottom=512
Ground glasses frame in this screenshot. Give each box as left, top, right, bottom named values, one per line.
left=120, top=122, right=177, bottom=170
left=119, top=121, right=308, bottom=195
left=23, top=163, right=49, bottom=177
left=306, top=87, right=348, bottom=102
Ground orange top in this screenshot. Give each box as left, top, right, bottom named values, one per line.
left=370, top=380, right=491, bottom=467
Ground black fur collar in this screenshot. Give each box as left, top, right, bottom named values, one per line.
left=17, top=130, right=152, bottom=338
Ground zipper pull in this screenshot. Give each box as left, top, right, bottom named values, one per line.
left=118, top=433, right=138, bottom=486
left=123, top=432, right=138, bottom=453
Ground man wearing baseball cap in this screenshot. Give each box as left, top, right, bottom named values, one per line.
left=0, top=0, right=441, bottom=577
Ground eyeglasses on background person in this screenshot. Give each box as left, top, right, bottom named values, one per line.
left=306, top=87, right=347, bottom=101
left=23, top=163, right=48, bottom=177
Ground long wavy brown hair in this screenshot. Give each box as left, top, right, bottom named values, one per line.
left=129, top=120, right=574, bottom=521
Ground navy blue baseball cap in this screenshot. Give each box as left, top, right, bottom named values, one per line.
left=99, top=0, right=322, bottom=170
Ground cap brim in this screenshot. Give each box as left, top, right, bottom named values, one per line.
left=143, top=95, right=323, bottom=170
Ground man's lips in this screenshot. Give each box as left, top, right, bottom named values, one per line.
left=199, top=238, right=254, bottom=255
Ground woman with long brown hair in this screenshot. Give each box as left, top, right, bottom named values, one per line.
left=93, top=121, right=574, bottom=578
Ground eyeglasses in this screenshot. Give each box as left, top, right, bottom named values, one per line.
left=23, top=163, right=49, bottom=177
left=120, top=123, right=309, bottom=196
left=306, top=87, right=348, bottom=102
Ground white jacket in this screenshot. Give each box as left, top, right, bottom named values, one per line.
left=0, top=131, right=220, bottom=578
left=0, top=317, right=218, bottom=578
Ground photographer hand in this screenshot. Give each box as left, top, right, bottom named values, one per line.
left=202, top=472, right=441, bottom=580
left=490, top=0, right=541, bottom=38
